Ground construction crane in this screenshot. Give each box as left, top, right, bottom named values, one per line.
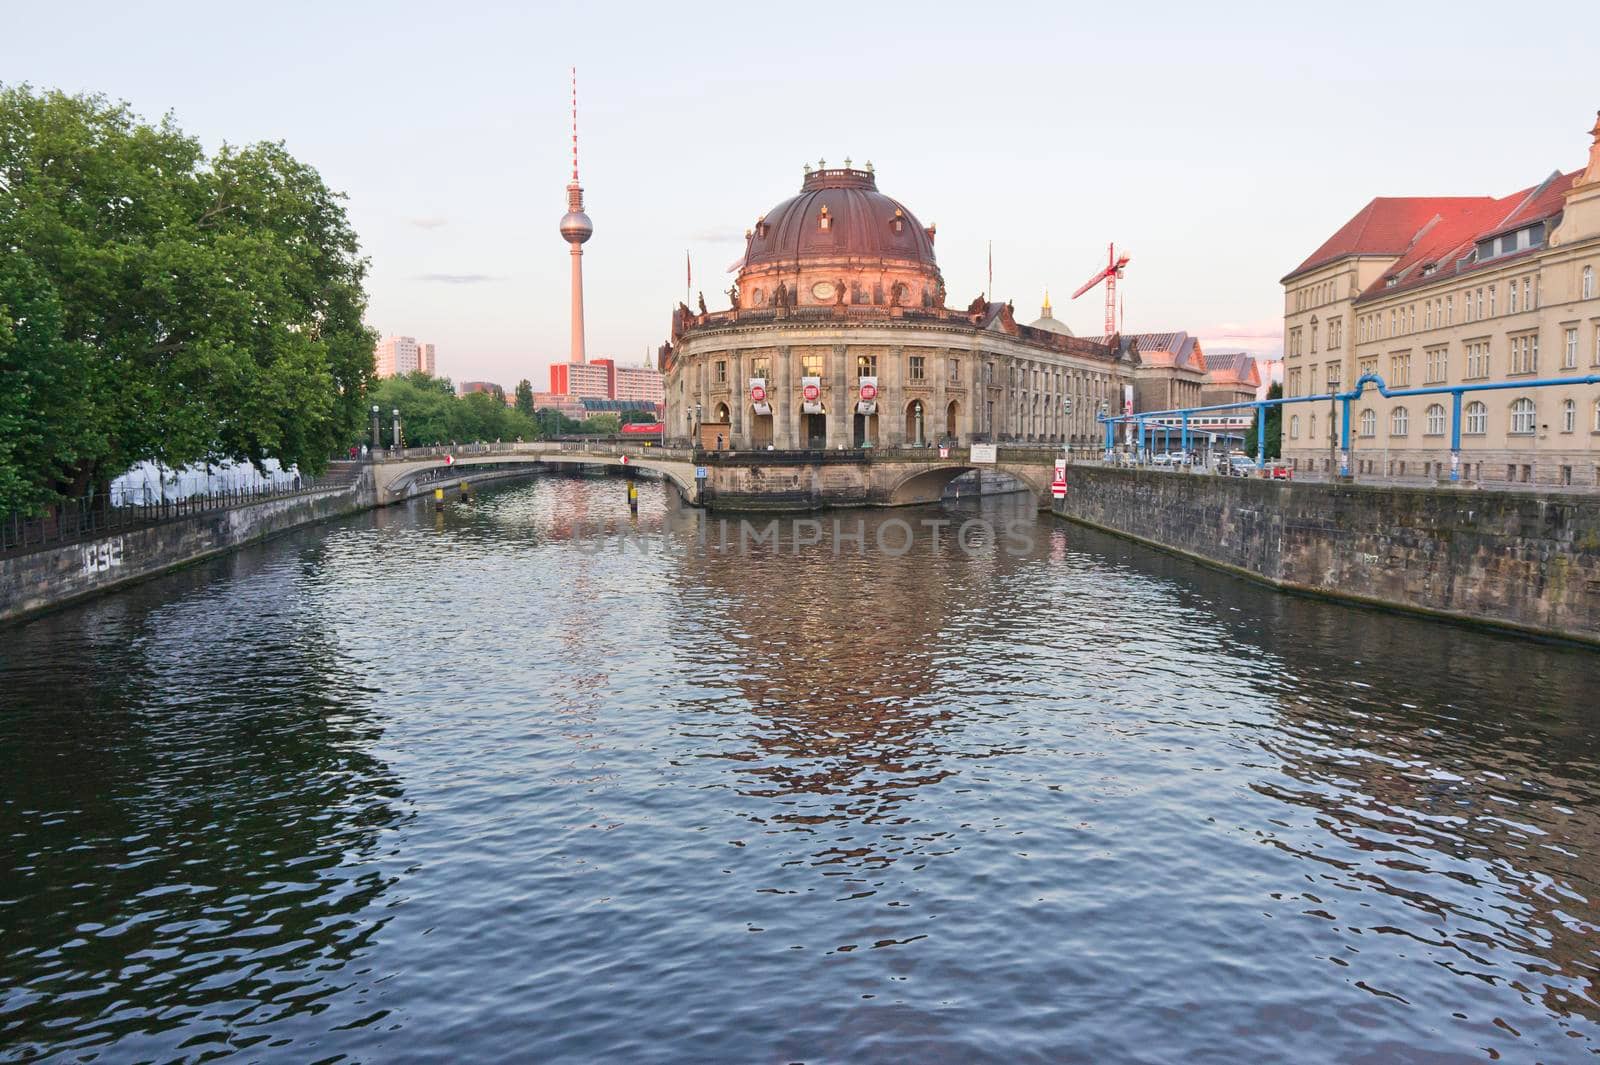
left=1071, top=243, right=1130, bottom=336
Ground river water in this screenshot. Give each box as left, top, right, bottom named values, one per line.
left=2, top=476, right=1598, bottom=1063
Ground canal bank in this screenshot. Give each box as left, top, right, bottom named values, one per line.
left=1052, top=464, right=1600, bottom=645
left=0, top=461, right=554, bottom=625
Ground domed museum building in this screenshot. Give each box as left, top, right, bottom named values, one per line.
left=660, top=164, right=1135, bottom=451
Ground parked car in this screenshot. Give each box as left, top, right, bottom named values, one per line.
left=1151, top=450, right=1192, bottom=467
left=1218, top=455, right=1254, bottom=476
left=1267, top=462, right=1293, bottom=480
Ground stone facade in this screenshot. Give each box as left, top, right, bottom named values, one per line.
left=664, top=166, right=1136, bottom=453
left=1054, top=465, right=1600, bottom=644
left=1282, top=111, right=1600, bottom=486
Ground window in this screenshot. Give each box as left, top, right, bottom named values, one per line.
left=1326, top=360, right=1342, bottom=388
left=752, top=356, right=771, bottom=380
left=1389, top=352, right=1411, bottom=386
left=1565, top=328, right=1579, bottom=369
left=1489, top=285, right=1496, bottom=316
left=1509, top=283, right=1520, bottom=314
left=1594, top=398, right=1600, bottom=432
left=1391, top=407, right=1409, bottom=436
left=1476, top=288, right=1484, bottom=319
left=715, top=360, right=727, bottom=383
left=818, top=205, right=831, bottom=231
left=908, top=355, right=925, bottom=381
left=1465, top=340, right=1490, bottom=378
left=1360, top=408, right=1376, bottom=437
left=1465, top=401, right=1487, bottom=435
left=1330, top=317, right=1343, bottom=349
left=1447, top=295, right=1453, bottom=324
left=948, top=358, right=960, bottom=382
left=1563, top=398, right=1576, bottom=433
left=1509, top=397, right=1536, bottom=435
left=1524, top=277, right=1532, bottom=311
left=1290, top=414, right=1300, bottom=439
left=856, top=354, right=877, bottom=378
left=1426, top=403, right=1446, bottom=436
left=1424, top=346, right=1448, bottom=384
left=1585, top=266, right=1596, bottom=300
left=1509, top=333, right=1539, bottom=374
left=801, top=352, right=823, bottom=377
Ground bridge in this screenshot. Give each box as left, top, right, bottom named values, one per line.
left=368, top=441, right=1066, bottom=510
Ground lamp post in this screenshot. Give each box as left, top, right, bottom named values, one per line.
left=1327, top=366, right=1339, bottom=479
left=370, top=405, right=380, bottom=455
left=391, top=408, right=401, bottom=451
left=693, top=403, right=702, bottom=450
left=913, top=400, right=924, bottom=447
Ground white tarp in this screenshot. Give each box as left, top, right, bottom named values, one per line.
left=801, top=375, right=824, bottom=414
left=969, top=443, right=998, bottom=464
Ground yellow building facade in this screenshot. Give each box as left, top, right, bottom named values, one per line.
left=1282, top=112, right=1600, bottom=486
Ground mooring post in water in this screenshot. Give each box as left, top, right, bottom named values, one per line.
left=434, top=487, right=445, bottom=511
left=627, top=481, right=638, bottom=513
left=460, top=480, right=472, bottom=503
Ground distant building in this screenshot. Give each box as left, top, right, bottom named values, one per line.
left=1202, top=352, right=1263, bottom=408
left=550, top=360, right=612, bottom=399
left=615, top=365, right=665, bottom=404
left=459, top=380, right=503, bottom=396
left=375, top=335, right=437, bottom=378
left=1081, top=330, right=1209, bottom=413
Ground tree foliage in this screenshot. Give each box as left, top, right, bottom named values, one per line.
left=1244, top=382, right=1284, bottom=460
left=365, top=373, right=545, bottom=446
left=514, top=379, right=535, bottom=417
left=0, top=85, right=376, bottom=512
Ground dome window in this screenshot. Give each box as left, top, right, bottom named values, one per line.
left=818, top=206, right=831, bottom=232
left=891, top=209, right=904, bottom=235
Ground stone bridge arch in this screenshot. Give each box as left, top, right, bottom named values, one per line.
left=371, top=447, right=699, bottom=505
left=884, top=462, right=1054, bottom=508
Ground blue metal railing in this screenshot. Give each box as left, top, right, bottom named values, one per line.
left=1096, top=373, right=1600, bottom=481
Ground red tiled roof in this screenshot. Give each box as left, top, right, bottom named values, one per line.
left=1282, top=196, right=1496, bottom=283
left=1354, top=170, right=1580, bottom=302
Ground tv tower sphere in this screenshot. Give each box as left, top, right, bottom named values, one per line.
left=560, top=205, right=592, bottom=244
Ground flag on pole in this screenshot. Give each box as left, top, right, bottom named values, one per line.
left=686, top=250, right=692, bottom=303
left=987, top=241, right=993, bottom=303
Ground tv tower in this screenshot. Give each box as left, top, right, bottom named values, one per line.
left=558, top=67, right=593, bottom=365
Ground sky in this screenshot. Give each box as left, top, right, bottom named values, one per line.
left=6, top=0, right=1598, bottom=388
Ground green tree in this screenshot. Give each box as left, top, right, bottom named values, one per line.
left=584, top=413, right=621, bottom=435
left=618, top=408, right=657, bottom=426
left=514, top=379, right=535, bottom=417
left=0, top=85, right=375, bottom=511
left=1244, top=383, right=1284, bottom=460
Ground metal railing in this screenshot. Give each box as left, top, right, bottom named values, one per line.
left=1, top=467, right=363, bottom=559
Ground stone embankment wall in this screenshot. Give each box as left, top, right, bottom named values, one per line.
left=1, top=477, right=375, bottom=624
left=1054, top=465, right=1600, bottom=644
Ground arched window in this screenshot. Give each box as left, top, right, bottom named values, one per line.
left=1391, top=406, right=1409, bottom=436
left=1425, top=403, right=1446, bottom=436
left=1464, top=401, right=1487, bottom=435
left=1509, top=397, right=1536, bottom=435
left=1563, top=399, right=1577, bottom=433
left=1585, top=265, right=1595, bottom=300
left=1290, top=414, right=1300, bottom=439
left=1360, top=408, right=1376, bottom=437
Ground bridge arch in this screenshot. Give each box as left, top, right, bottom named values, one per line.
left=885, top=463, right=1053, bottom=508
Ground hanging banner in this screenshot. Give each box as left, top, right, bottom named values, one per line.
left=749, top=378, right=770, bottom=416
left=801, top=376, right=823, bottom=414
left=970, top=443, right=998, bottom=464
left=856, top=375, right=877, bottom=414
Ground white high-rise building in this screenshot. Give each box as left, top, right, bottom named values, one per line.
left=375, top=335, right=435, bottom=378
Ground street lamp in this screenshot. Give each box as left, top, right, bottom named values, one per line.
left=913, top=400, right=924, bottom=447
left=391, top=408, right=401, bottom=451
left=370, top=404, right=380, bottom=454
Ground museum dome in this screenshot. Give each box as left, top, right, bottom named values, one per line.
left=740, top=166, right=938, bottom=274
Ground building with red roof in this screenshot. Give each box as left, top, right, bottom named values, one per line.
left=1281, top=111, right=1600, bottom=487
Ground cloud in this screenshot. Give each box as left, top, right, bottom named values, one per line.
left=408, top=216, right=449, bottom=229
left=411, top=273, right=503, bottom=284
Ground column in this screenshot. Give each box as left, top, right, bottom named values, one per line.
left=730, top=348, right=745, bottom=444
left=883, top=345, right=905, bottom=447
left=775, top=345, right=795, bottom=449
left=827, top=343, right=850, bottom=449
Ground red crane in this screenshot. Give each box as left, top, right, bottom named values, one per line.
left=1071, top=242, right=1130, bottom=337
